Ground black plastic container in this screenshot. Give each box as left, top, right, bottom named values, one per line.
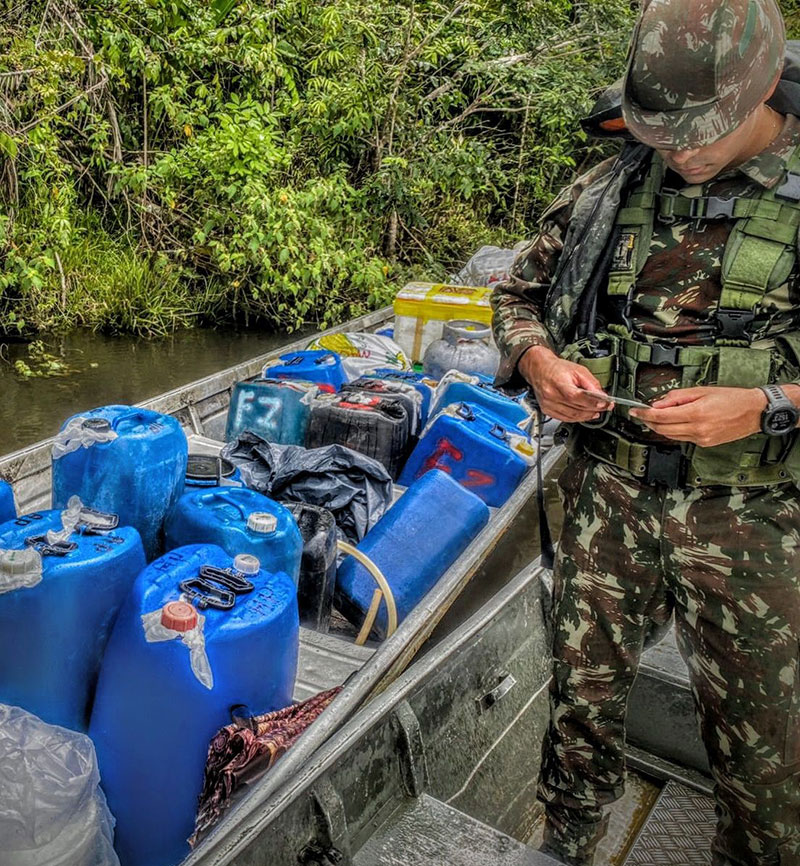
left=306, top=392, right=410, bottom=479
left=340, top=378, right=423, bottom=439
left=285, top=501, right=338, bottom=632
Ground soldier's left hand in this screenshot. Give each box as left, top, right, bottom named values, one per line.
left=629, top=386, right=771, bottom=447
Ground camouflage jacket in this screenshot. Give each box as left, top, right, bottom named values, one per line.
left=491, top=113, right=800, bottom=396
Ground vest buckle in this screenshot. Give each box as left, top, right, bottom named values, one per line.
left=649, top=343, right=680, bottom=365
left=701, top=196, right=736, bottom=219
left=644, top=446, right=686, bottom=488
left=776, top=172, right=800, bottom=202
left=715, top=308, right=755, bottom=340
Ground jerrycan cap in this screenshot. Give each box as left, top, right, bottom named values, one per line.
left=82, top=417, right=112, bottom=432
left=161, top=600, right=198, bottom=632
left=234, top=553, right=260, bottom=575
left=247, top=512, right=278, bottom=535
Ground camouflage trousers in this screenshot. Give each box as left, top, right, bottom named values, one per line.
left=537, top=453, right=800, bottom=866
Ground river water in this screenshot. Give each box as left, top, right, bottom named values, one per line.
left=0, top=328, right=294, bottom=454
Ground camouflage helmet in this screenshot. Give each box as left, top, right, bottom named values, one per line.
left=621, top=0, right=786, bottom=149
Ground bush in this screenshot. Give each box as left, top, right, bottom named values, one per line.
left=0, top=0, right=738, bottom=334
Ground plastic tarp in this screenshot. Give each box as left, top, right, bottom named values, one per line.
left=222, top=433, right=393, bottom=543
left=0, top=704, right=119, bottom=866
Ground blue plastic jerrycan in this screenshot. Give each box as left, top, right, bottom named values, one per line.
left=429, top=371, right=531, bottom=429
left=262, top=350, right=346, bottom=393
left=0, top=480, right=15, bottom=523
left=397, top=402, right=534, bottom=507
left=364, top=369, right=437, bottom=428
left=51, top=405, right=188, bottom=560
left=336, top=470, right=489, bottom=638
left=184, top=454, right=243, bottom=491
left=0, top=502, right=146, bottom=731
left=225, top=378, right=317, bottom=445
left=164, top=487, right=302, bottom=584
left=89, top=543, right=299, bottom=866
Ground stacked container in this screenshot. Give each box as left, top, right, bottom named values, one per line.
left=429, top=371, right=530, bottom=429
left=393, top=282, right=494, bottom=363
left=0, top=480, right=15, bottom=523
left=0, top=503, right=145, bottom=731
left=307, top=391, right=410, bottom=479
left=225, top=378, right=317, bottom=446
left=90, top=543, right=299, bottom=866
left=336, top=470, right=489, bottom=638
left=363, top=369, right=438, bottom=428
left=262, top=350, right=346, bottom=393
left=51, top=405, right=188, bottom=560
left=398, top=403, right=534, bottom=507
left=164, top=487, right=302, bottom=585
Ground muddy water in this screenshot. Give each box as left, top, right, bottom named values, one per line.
left=0, top=328, right=295, bottom=454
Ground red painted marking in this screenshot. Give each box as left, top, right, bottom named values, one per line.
left=463, top=469, right=495, bottom=488
left=420, top=438, right=463, bottom=476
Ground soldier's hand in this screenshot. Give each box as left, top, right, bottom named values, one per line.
left=518, top=346, right=610, bottom=422
left=629, top=386, right=769, bottom=446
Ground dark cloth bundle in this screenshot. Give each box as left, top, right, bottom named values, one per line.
left=191, top=686, right=342, bottom=846
left=222, top=432, right=393, bottom=542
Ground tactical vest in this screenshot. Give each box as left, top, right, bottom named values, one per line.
left=562, top=147, right=800, bottom=488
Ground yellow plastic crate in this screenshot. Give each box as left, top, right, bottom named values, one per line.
left=393, top=282, right=493, bottom=363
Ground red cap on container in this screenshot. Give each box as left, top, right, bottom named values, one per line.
left=161, top=601, right=198, bottom=632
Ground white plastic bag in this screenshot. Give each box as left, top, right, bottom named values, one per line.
left=0, top=704, right=119, bottom=866
left=451, top=244, right=524, bottom=287
left=141, top=603, right=213, bottom=690
left=306, top=333, right=411, bottom=380
left=52, top=418, right=117, bottom=460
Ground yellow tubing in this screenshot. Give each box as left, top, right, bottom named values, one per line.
left=336, top=540, right=398, bottom=644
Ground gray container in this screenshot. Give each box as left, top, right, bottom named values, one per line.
left=422, top=320, right=500, bottom=380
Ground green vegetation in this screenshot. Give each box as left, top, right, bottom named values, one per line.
left=0, top=1, right=795, bottom=336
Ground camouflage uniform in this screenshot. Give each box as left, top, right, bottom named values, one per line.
left=491, top=2, right=800, bottom=864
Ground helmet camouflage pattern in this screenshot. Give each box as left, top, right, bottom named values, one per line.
left=622, top=0, right=786, bottom=149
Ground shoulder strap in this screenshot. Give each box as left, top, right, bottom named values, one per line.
left=718, top=145, right=800, bottom=333
left=606, top=156, right=664, bottom=300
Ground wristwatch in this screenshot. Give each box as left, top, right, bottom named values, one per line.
left=759, top=385, right=800, bottom=435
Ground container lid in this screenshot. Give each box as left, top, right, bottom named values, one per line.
left=186, top=454, right=236, bottom=481
left=247, top=512, right=278, bottom=534
left=81, top=417, right=112, bottom=432
left=161, top=600, right=198, bottom=632
left=233, top=553, right=260, bottom=575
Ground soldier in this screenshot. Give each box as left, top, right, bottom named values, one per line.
left=491, top=1, right=800, bottom=864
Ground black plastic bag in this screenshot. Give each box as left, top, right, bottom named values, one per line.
left=222, top=433, right=393, bottom=543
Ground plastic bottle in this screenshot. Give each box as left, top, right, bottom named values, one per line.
left=164, top=487, right=302, bottom=584
left=51, top=405, right=188, bottom=560
left=0, top=502, right=146, bottom=730
left=90, top=543, right=299, bottom=866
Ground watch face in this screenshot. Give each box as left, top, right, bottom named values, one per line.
left=767, top=408, right=798, bottom=434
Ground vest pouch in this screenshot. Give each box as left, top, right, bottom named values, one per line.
left=562, top=334, right=619, bottom=429
left=688, top=346, right=776, bottom=486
